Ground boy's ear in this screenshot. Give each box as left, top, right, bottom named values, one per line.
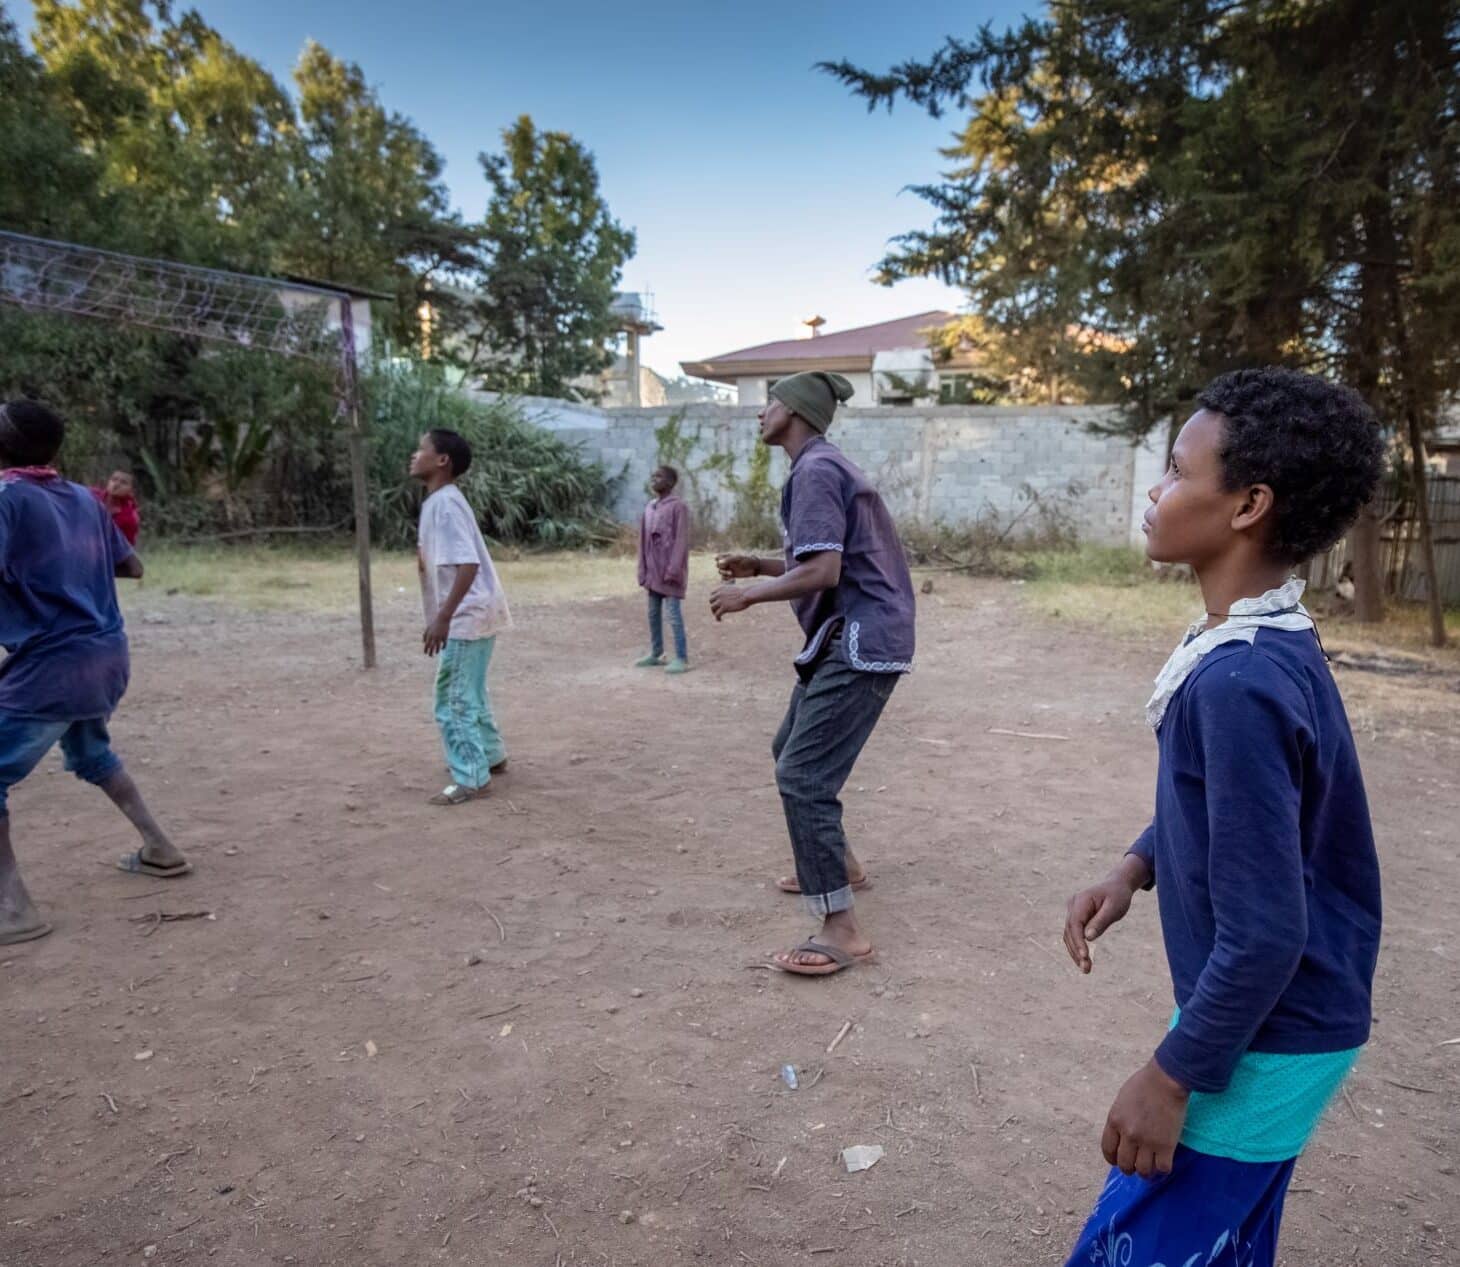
left=1231, top=483, right=1276, bottom=535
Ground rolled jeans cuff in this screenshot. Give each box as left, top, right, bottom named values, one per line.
left=799, top=884, right=855, bottom=918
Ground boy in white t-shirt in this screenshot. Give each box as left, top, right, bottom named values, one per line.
left=410, top=430, right=512, bottom=806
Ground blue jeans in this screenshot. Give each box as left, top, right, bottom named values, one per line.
left=433, top=637, right=505, bottom=790
left=0, top=713, right=123, bottom=817
left=771, top=648, right=897, bottom=916
left=647, top=591, right=688, bottom=662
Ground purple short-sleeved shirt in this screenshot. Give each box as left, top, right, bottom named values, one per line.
left=0, top=473, right=134, bottom=720
left=780, top=437, right=916, bottom=673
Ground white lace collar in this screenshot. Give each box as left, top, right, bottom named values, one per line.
left=1145, top=578, right=1313, bottom=730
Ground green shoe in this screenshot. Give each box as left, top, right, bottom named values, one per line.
left=634, top=653, right=666, bottom=668
left=664, top=658, right=690, bottom=675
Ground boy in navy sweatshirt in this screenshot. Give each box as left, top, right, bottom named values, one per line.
left=1060, top=369, right=1385, bottom=1266
left=0, top=401, right=190, bottom=945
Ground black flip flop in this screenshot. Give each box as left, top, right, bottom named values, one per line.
left=0, top=921, right=53, bottom=946
left=116, top=850, right=193, bottom=879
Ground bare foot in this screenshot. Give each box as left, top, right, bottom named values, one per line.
left=0, top=848, right=50, bottom=945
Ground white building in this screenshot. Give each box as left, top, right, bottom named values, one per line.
left=680, top=310, right=979, bottom=407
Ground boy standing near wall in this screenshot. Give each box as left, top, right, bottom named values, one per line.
left=0, top=401, right=190, bottom=945
left=711, top=372, right=915, bottom=977
left=1060, top=369, right=1385, bottom=1265
left=635, top=465, right=691, bottom=674
left=410, top=429, right=512, bottom=806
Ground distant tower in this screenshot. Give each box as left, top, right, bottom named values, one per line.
left=801, top=314, right=826, bottom=339
left=610, top=292, right=663, bottom=406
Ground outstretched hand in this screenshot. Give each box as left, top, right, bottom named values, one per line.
left=709, top=583, right=750, bottom=621
left=715, top=553, right=759, bottom=580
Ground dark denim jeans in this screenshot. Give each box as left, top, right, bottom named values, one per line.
left=648, top=591, right=688, bottom=662
left=771, top=649, right=898, bottom=915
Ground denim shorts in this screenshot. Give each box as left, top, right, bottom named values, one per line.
left=0, top=713, right=122, bottom=816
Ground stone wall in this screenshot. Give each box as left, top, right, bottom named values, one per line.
left=549, top=404, right=1158, bottom=546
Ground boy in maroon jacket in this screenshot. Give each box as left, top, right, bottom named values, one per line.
left=634, top=465, right=691, bottom=674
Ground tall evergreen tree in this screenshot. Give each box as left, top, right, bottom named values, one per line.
left=465, top=115, right=636, bottom=400
left=824, top=0, right=1459, bottom=642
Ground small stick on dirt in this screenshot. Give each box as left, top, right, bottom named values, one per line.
left=826, top=1020, right=854, bottom=1055
left=458, top=1087, right=472, bottom=1103
left=100, top=1092, right=118, bottom=1115
left=118, top=888, right=169, bottom=902
left=481, top=906, right=506, bottom=944
left=462, top=1213, right=481, bottom=1224
left=988, top=728, right=1069, bottom=742
left=746, top=1183, right=771, bottom=1192
left=337, top=973, right=378, bottom=984
left=970, top=1063, right=982, bottom=1101
left=743, top=964, right=773, bottom=971
left=1437, top=1037, right=1460, bottom=1047
left=803, top=1065, right=825, bottom=1090
left=895, top=1203, right=923, bottom=1218
left=1025, top=936, right=1059, bottom=960
left=130, top=909, right=214, bottom=937
left=809, top=1249, right=842, bottom=1256
left=1382, top=1078, right=1439, bottom=1095
left=441, top=1232, right=451, bottom=1248
left=1342, top=1087, right=1361, bottom=1122
left=541, top=1210, right=560, bottom=1239
left=474, top=1003, right=522, bottom=1022
left=593, top=1060, right=612, bottom=1077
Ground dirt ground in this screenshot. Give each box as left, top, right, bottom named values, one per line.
left=2, top=566, right=1457, bottom=1267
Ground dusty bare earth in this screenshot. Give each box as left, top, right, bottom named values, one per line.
left=2, top=572, right=1457, bottom=1267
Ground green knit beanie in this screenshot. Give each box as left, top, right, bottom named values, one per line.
left=768, top=371, right=855, bottom=433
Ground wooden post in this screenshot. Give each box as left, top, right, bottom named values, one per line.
left=339, top=299, right=377, bottom=669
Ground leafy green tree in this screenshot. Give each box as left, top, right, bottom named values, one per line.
left=464, top=115, right=635, bottom=399
left=284, top=40, right=477, bottom=344
left=0, top=11, right=106, bottom=241
left=825, top=0, right=1460, bottom=642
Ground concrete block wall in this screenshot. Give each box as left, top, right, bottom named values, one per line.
left=554, top=403, right=1149, bottom=546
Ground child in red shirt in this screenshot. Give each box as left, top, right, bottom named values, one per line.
left=92, top=471, right=140, bottom=546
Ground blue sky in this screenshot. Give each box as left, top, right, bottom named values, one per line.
left=10, top=1, right=1034, bottom=379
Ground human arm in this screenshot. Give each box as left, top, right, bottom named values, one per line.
left=116, top=553, right=143, bottom=580
left=715, top=553, right=787, bottom=580
left=710, top=551, right=841, bottom=620
left=424, top=563, right=479, bottom=655
left=1062, top=846, right=1152, bottom=974
left=666, top=500, right=691, bottom=591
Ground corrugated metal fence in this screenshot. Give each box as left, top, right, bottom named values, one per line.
left=1309, top=474, right=1460, bottom=603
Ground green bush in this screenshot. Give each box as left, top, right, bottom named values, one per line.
left=365, top=361, right=621, bottom=549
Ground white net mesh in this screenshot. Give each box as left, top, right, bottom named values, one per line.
left=0, top=230, right=347, bottom=364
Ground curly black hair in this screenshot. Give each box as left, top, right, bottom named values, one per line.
left=0, top=399, right=66, bottom=466
left=1197, top=368, right=1386, bottom=564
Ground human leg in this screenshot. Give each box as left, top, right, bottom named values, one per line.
left=635, top=592, right=667, bottom=666
left=771, top=660, right=896, bottom=971
left=1063, top=1145, right=1297, bottom=1267
left=61, top=719, right=189, bottom=873
left=473, top=636, right=506, bottom=772
left=664, top=597, right=689, bottom=670
left=0, top=715, right=69, bottom=942
left=433, top=639, right=491, bottom=796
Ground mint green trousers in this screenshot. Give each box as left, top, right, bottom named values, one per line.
left=434, top=637, right=505, bottom=789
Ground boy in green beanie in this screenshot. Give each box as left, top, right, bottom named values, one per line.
left=711, top=372, right=916, bottom=976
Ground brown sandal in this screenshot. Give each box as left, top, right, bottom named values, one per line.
left=772, top=939, right=874, bottom=977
